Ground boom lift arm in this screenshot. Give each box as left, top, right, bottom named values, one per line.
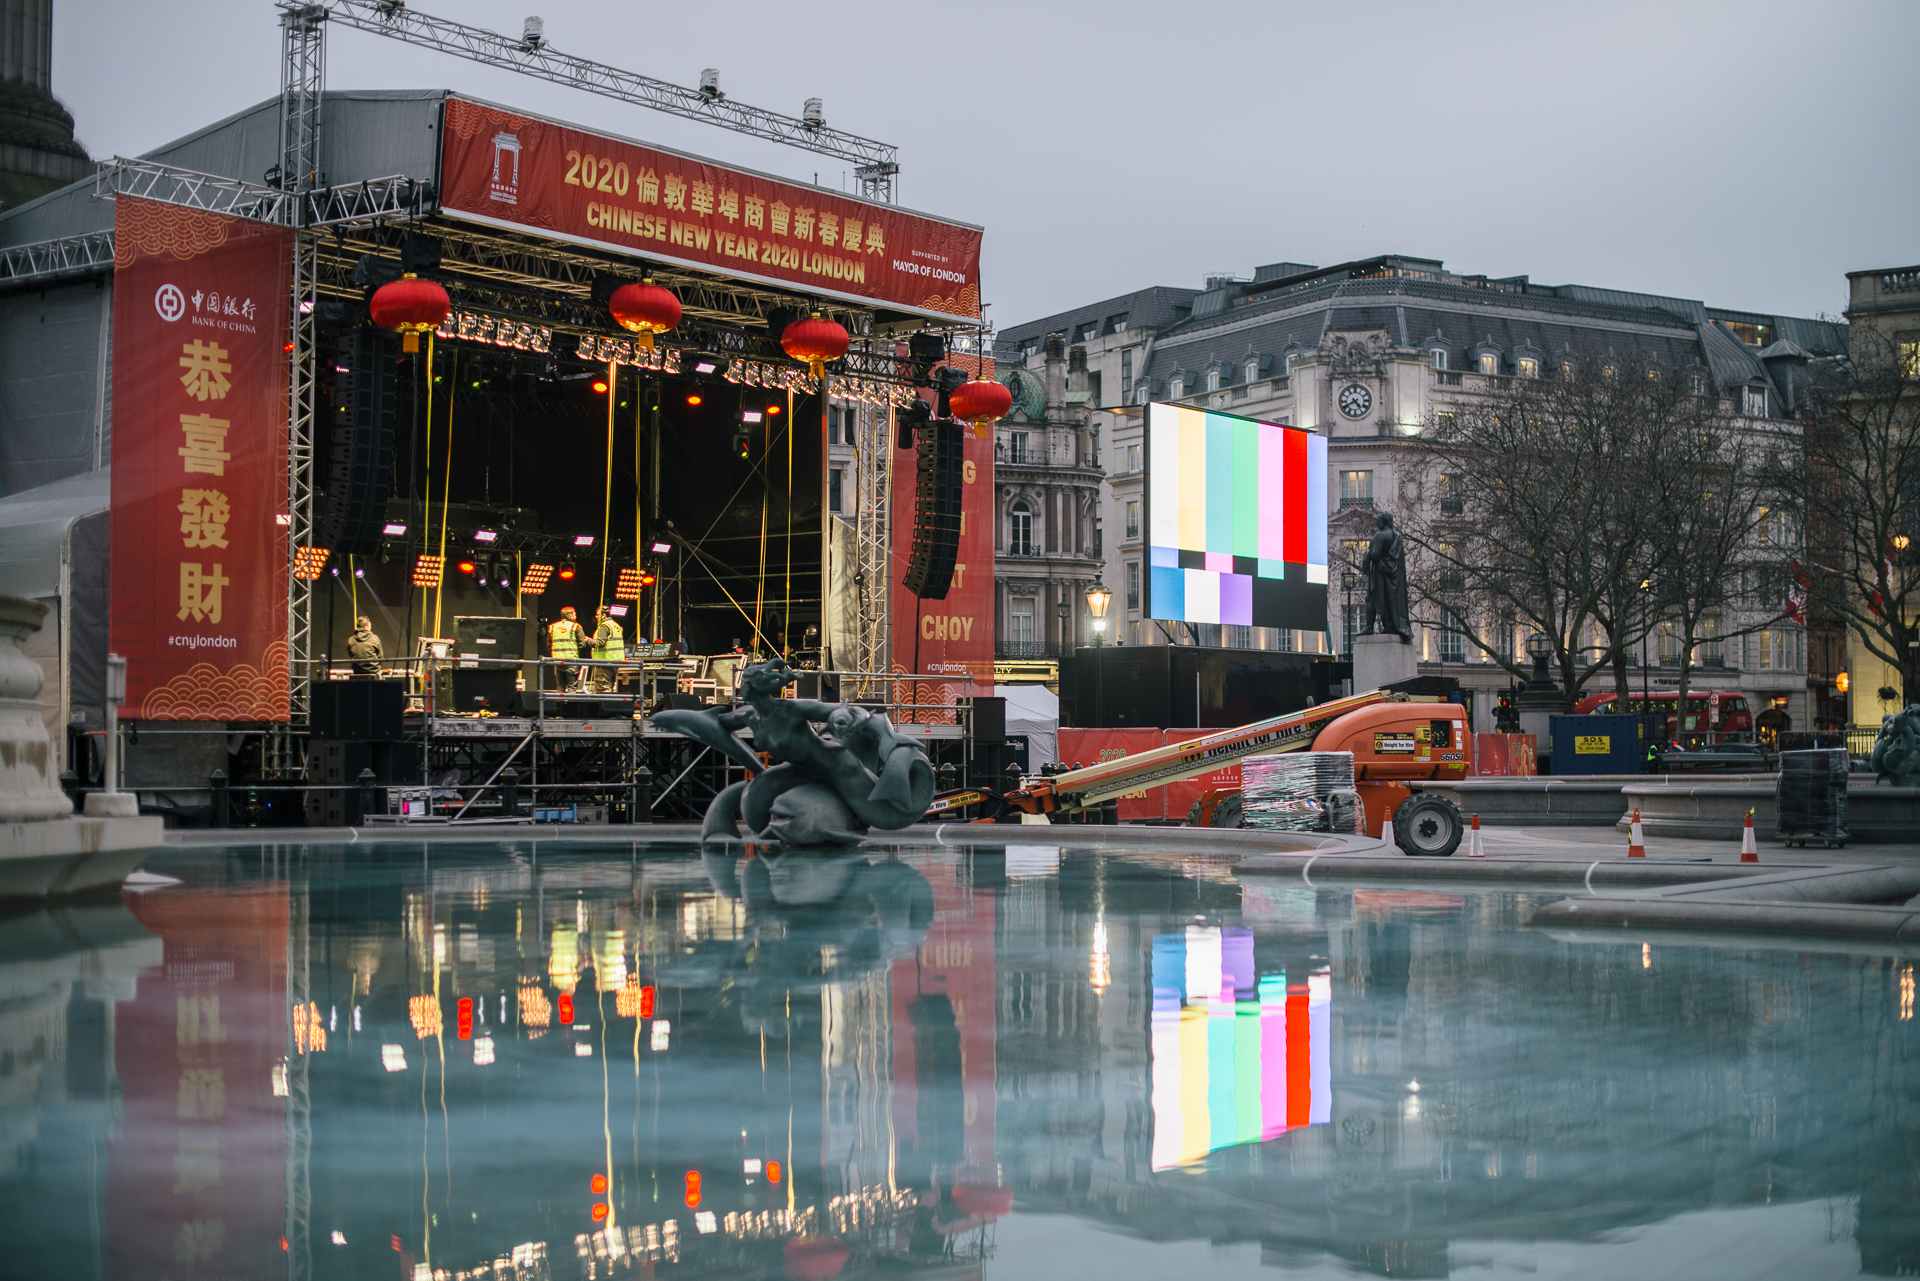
left=927, top=688, right=1397, bottom=820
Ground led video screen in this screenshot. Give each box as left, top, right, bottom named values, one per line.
left=1145, top=403, right=1328, bottom=629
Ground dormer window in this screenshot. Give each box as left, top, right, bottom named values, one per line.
left=1688, top=372, right=1707, bottom=395
left=1206, top=367, right=1221, bottom=392
left=1743, top=386, right=1769, bottom=417
left=1477, top=352, right=1499, bottom=375
left=1430, top=348, right=1447, bottom=371
left=1516, top=357, right=1538, bottom=378
left=1170, top=373, right=1187, bottom=399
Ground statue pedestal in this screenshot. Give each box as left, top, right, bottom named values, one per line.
left=1352, top=633, right=1419, bottom=694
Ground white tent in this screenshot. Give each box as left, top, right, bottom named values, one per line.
left=995, top=683, right=1058, bottom=771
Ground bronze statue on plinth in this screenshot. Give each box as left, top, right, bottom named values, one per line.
left=1360, top=511, right=1413, bottom=641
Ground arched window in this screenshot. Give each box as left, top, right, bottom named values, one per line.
left=1009, top=501, right=1034, bottom=555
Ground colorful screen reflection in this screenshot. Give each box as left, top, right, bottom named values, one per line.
left=1149, top=926, right=1329, bottom=1170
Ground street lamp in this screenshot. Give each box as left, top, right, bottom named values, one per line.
left=1524, top=631, right=1555, bottom=692
left=1085, top=580, right=1112, bottom=648
left=1055, top=595, right=1070, bottom=653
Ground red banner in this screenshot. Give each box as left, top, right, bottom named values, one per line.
left=439, top=96, right=983, bottom=321
left=1474, top=732, right=1537, bottom=776
left=889, top=364, right=995, bottom=709
left=110, top=196, right=291, bottom=720
left=1057, top=727, right=1165, bottom=820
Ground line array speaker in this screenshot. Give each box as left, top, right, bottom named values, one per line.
left=902, top=419, right=963, bottom=599
left=316, top=327, right=399, bottom=556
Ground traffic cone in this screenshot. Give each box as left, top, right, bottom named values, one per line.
left=1467, top=813, right=1485, bottom=857
left=1381, top=817, right=1396, bottom=852
left=1627, top=807, right=1646, bottom=858
left=1740, top=808, right=1758, bottom=862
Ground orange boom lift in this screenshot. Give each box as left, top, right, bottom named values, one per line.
left=927, top=678, right=1473, bottom=855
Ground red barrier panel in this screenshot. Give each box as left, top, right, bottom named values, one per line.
left=1056, top=727, right=1166, bottom=820
left=1161, top=729, right=1246, bottom=824
left=1473, top=733, right=1538, bottom=776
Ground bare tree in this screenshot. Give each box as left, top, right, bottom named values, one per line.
left=1762, top=326, right=1920, bottom=710
left=1648, top=408, right=1790, bottom=742
left=1403, top=354, right=1671, bottom=701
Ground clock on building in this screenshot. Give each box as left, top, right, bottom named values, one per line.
left=1338, top=383, right=1373, bottom=418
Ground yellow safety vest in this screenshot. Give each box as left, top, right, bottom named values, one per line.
left=592, top=620, right=625, bottom=662
left=549, top=619, right=582, bottom=659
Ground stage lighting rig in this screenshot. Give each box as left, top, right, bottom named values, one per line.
left=679, top=351, right=729, bottom=379
left=908, top=332, right=946, bottom=383
left=519, top=563, right=554, bottom=595
left=382, top=521, right=408, bottom=537
left=931, top=365, right=969, bottom=418
left=615, top=568, right=645, bottom=600
left=456, top=557, right=478, bottom=577
left=699, top=68, right=723, bottom=100
left=558, top=561, right=577, bottom=580
left=473, top=528, right=498, bottom=543
left=733, top=424, right=753, bottom=460
left=650, top=539, right=673, bottom=555
left=898, top=396, right=932, bottom=449
left=573, top=535, right=596, bottom=547
left=413, top=554, right=445, bottom=588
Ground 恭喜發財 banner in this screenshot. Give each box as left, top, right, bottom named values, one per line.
left=438, top=96, right=984, bottom=322
left=109, top=195, right=291, bottom=721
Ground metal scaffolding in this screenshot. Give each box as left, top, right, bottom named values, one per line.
left=848, top=400, right=894, bottom=693
left=312, top=0, right=903, bottom=202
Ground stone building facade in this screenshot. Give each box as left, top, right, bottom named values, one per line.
left=1000, top=255, right=1847, bottom=733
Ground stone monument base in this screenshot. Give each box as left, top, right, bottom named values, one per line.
left=1352, top=633, right=1419, bottom=695
left=0, top=815, right=165, bottom=899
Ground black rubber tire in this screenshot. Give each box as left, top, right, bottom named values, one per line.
left=1185, top=793, right=1246, bottom=828
left=1395, top=792, right=1463, bottom=857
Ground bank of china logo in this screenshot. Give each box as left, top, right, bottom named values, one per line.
left=489, top=131, right=522, bottom=205
left=155, top=283, right=186, bottom=322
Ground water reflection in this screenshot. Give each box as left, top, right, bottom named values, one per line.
left=0, top=841, right=1914, bottom=1280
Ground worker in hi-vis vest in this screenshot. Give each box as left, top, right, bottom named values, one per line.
left=548, top=605, right=586, bottom=692
left=588, top=605, right=625, bottom=694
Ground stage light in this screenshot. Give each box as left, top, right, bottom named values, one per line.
left=638, top=571, right=656, bottom=587
left=592, top=380, right=608, bottom=394
left=573, top=534, right=595, bottom=547
left=686, top=393, right=703, bottom=406
left=678, top=350, right=728, bottom=378
left=521, top=14, right=544, bottom=49
left=457, top=558, right=477, bottom=576
left=294, top=546, right=331, bottom=580
left=558, top=561, right=576, bottom=580
left=474, top=529, right=498, bottom=543
left=733, top=426, right=752, bottom=459
left=742, top=410, right=763, bottom=424
left=382, top=521, right=408, bottom=536
left=591, top=1174, right=608, bottom=1195
left=766, top=404, right=781, bottom=415
left=412, top=554, right=444, bottom=588
left=616, top=568, right=645, bottom=600
left=354, top=566, right=365, bottom=578
left=699, top=68, right=722, bottom=99
left=519, top=563, right=554, bottom=594
left=608, top=604, right=629, bottom=617
left=650, top=540, right=673, bottom=555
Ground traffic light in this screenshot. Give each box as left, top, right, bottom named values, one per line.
left=558, top=993, right=574, bottom=1024
left=684, top=1170, right=702, bottom=1208
left=765, top=1160, right=782, bottom=1184
left=456, top=998, right=473, bottom=1040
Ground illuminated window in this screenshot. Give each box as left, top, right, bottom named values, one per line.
left=1206, top=367, right=1221, bottom=392
left=1340, top=470, right=1374, bottom=505
left=1009, top=598, right=1034, bottom=644
left=1127, top=561, right=1140, bottom=611
left=1170, top=374, right=1186, bottom=399
left=1478, top=352, right=1499, bottom=375
left=1516, top=357, right=1538, bottom=378
left=1226, top=625, right=1252, bottom=649
left=1700, top=616, right=1722, bottom=666
left=1743, top=386, right=1769, bottom=417
left=1901, top=339, right=1919, bottom=379
left=1435, top=411, right=1458, bottom=436
left=1125, top=500, right=1140, bottom=540
left=1439, top=474, right=1463, bottom=515
left=1009, top=501, right=1034, bottom=555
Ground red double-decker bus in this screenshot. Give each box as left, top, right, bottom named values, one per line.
left=1573, top=689, right=1753, bottom=740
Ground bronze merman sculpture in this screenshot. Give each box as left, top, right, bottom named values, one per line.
left=650, top=658, right=937, bottom=844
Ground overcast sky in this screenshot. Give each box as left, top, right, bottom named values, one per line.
left=53, top=0, right=1919, bottom=330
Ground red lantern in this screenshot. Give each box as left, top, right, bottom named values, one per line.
left=949, top=377, right=1013, bottom=438
left=781, top=312, right=850, bottom=379
left=608, top=279, right=681, bottom=350
left=369, top=273, right=450, bottom=353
